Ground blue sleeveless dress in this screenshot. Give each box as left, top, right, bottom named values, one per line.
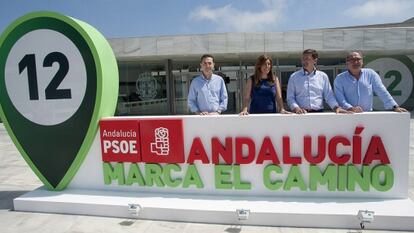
left=249, top=77, right=277, bottom=113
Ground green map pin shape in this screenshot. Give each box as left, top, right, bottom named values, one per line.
left=0, top=11, right=119, bottom=190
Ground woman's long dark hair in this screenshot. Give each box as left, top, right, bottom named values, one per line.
left=253, top=55, right=276, bottom=87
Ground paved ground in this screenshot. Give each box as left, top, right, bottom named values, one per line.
left=1, top=121, right=414, bottom=233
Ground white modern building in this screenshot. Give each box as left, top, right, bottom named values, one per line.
left=109, top=18, right=414, bottom=115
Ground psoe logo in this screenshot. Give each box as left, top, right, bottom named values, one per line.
left=136, top=119, right=184, bottom=163
left=151, top=127, right=170, bottom=156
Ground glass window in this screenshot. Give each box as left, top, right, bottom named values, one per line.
left=216, top=70, right=237, bottom=114
left=173, top=72, right=195, bottom=115
left=115, top=57, right=351, bottom=116
left=280, top=69, right=296, bottom=103
left=117, top=62, right=167, bottom=116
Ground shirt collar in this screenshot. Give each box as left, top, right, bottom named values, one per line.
left=347, top=69, right=364, bottom=80
left=202, top=73, right=213, bottom=81
left=302, top=67, right=316, bottom=75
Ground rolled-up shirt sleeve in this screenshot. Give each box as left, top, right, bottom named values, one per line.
left=287, top=75, right=299, bottom=110
left=218, top=79, right=228, bottom=112
left=187, top=81, right=199, bottom=113
left=334, top=77, right=353, bottom=110
left=371, top=71, right=397, bottom=109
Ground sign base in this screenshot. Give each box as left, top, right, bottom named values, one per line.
left=14, top=187, right=414, bottom=231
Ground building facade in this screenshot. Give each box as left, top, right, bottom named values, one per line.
left=109, top=19, right=414, bottom=115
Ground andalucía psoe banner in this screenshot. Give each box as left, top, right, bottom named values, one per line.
left=66, top=112, right=410, bottom=199
left=0, top=12, right=119, bottom=190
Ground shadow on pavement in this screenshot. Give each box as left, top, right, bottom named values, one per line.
left=225, top=225, right=242, bottom=233
left=0, top=190, right=29, bottom=210
left=118, top=220, right=136, bottom=226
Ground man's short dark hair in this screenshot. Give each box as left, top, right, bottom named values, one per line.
left=346, top=51, right=363, bottom=60
left=200, top=54, right=214, bottom=63
left=303, top=49, right=318, bottom=59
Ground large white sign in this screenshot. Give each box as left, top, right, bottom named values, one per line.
left=69, top=112, right=410, bottom=199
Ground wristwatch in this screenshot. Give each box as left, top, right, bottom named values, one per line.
left=393, top=105, right=399, bottom=109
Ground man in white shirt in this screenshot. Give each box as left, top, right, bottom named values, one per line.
left=287, top=49, right=347, bottom=114
left=334, top=51, right=407, bottom=113
left=187, top=54, right=228, bottom=115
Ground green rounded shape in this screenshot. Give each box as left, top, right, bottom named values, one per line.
left=365, top=55, right=414, bottom=109
left=0, top=11, right=119, bottom=190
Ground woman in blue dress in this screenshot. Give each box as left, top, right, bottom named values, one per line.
left=240, top=55, right=288, bottom=115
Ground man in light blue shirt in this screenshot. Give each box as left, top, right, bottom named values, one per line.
left=287, top=49, right=347, bottom=114
left=334, top=51, right=407, bottom=113
left=187, top=54, right=228, bottom=115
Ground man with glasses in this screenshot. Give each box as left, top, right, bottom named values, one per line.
left=334, top=51, right=407, bottom=112
left=287, top=49, right=347, bottom=114
left=187, top=54, right=228, bottom=115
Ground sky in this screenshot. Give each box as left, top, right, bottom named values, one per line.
left=1, top=0, right=414, bottom=38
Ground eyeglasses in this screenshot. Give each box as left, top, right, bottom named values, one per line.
left=347, top=57, right=362, bottom=62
